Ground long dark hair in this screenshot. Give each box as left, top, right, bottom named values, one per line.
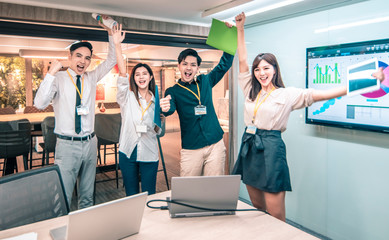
left=249, top=53, right=285, bottom=101
left=129, top=63, right=156, bottom=103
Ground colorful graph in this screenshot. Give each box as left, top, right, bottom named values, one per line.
left=312, top=61, right=389, bottom=115
left=312, top=97, right=342, bottom=115
left=313, top=63, right=341, bottom=84
left=361, top=61, right=389, bottom=98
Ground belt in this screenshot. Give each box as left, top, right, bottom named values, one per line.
left=56, top=132, right=95, bottom=141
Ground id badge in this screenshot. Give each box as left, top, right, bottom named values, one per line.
left=246, top=125, right=257, bottom=135
left=136, top=124, right=147, bottom=133
left=194, top=105, right=207, bottom=115
left=76, top=105, right=89, bottom=116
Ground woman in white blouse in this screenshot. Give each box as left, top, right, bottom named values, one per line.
left=113, top=25, right=161, bottom=196
left=232, top=12, right=384, bottom=221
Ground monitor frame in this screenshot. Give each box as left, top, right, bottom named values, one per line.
left=305, top=38, right=389, bottom=134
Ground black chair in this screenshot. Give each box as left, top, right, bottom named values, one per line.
left=0, top=119, right=31, bottom=175
left=98, top=102, right=120, bottom=109
left=0, top=165, right=69, bottom=231
left=24, top=105, right=53, bottom=169
left=23, top=105, right=54, bottom=114
left=40, top=116, right=56, bottom=166
left=95, top=113, right=121, bottom=188
left=0, top=106, right=16, bottom=115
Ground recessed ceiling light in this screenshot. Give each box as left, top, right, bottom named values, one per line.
left=315, top=16, right=389, bottom=33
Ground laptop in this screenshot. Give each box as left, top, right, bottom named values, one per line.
left=168, top=175, right=241, bottom=218
left=50, top=192, right=147, bottom=240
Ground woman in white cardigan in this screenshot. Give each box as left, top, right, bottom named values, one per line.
left=113, top=25, right=160, bottom=196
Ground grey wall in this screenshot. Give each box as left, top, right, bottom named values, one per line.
left=235, top=0, right=389, bottom=239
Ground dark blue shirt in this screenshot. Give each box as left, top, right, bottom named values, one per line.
left=163, top=52, right=234, bottom=149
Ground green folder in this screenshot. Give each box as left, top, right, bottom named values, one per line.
left=206, top=18, right=237, bottom=56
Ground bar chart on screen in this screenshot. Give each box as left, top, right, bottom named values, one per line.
left=313, top=63, right=341, bottom=84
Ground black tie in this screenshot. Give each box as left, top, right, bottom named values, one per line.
left=75, top=75, right=81, bottom=134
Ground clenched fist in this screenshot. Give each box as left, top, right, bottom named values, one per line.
left=48, top=60, right=64, bottom=76
left=160, top=95, right=171, bottom=112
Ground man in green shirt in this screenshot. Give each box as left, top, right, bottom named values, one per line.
left=160, top=49, right=234, bottom=176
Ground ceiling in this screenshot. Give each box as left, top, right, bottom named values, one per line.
left=5, top=0, right=367, bottom=26
left=0, top=0, right=368, bottom=60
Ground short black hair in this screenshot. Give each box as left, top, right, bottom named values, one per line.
left=69, top=41, right=93, bottom=55
left=178, top=48, right=202, bottom=66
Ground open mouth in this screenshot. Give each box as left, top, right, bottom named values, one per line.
left=77, top=65, right=85, bottom=73
left=184, top=72, right=192, bottom=78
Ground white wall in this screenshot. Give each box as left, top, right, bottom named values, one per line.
left=236, top=0, right=389, bottom=239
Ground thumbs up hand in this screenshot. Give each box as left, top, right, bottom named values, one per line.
left=160, top=95, right=172, bottom=112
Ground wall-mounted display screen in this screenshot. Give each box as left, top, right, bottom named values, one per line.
left=306, top=38, right=389, bottom=133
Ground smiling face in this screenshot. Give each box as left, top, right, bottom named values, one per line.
left=68, top=47, right=92, bottom=75
left=253, top=60, right=275, bottom=90
left=178, top=55, right=199, bottom=83
left=134, top=66, right=152, bottom=90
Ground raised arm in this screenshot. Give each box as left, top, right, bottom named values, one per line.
left=89, top=16, right=117, bottom=82
left=111, top=24, right=130, bottom=105
left=112, top=24, right=126, bottom=77
left=235, top=12, right=249, bottom=73
left=312, top=67, right=385, bottom=102
left=34, top=60, right=62, bottom=109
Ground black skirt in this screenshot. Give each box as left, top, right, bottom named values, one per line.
left=232, top=129, right=291, bottom=193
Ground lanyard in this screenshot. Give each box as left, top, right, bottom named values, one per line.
left=67, top=70, right=84, bottom=99
left=252, top=87, right=275, bottom=123
left=138, top=99, right=152, bottom=121
left=176, top=81, right=202, bottom=105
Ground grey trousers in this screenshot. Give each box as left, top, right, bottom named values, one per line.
left=55, top=136, right=97, bottom=209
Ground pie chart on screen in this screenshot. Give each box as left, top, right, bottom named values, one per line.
left=361, top=61, right=389, bottom=98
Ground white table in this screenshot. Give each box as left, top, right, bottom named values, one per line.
left=0, top=191, right=318, bottom=240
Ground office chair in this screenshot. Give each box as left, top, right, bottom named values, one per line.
left=0, top=119, right=31, bottom=175
left=24, top=105, right=53, bottom=169
left=0, top=106, right=16, bottom=115
left=0, top=165, right=69, bottom=231
left=40, top=116, right=56, bottom=166
left=95, top=113, right=121, bottom=188
left=98, top=102, right=120, bottom=109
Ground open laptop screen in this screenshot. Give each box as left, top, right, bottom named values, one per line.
left=168, top=175, right=241, bottom=218
left=50, top=192, right=147, bottom=240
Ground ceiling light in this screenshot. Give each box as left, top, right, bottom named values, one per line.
left=19, top=49, right=68, bottom=59
left=202, top=0, right=253, bottom=18
left=0, top=34, right=75, bottom=42
left=122, top=44, right=140, bottom=50
left=0, top=45, right=69, bottom=50
left=315, top=16, right=389, bottom=33
left=221, top=0, right=304, bottom=22
left=245, top=0, right=304, bottom=17
left=65, top=41, right=80, bottom=49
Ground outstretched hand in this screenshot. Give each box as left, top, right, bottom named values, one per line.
left=372, top=67, right=385, bottom=82
left=235, top=12, right=245, bottom=30
left=112, top=24, right=126, bottom=45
